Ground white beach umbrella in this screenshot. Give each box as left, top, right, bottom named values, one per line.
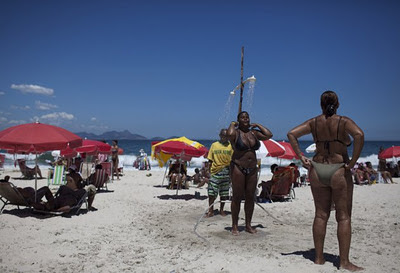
left=306, top=143, right=316, bottom=153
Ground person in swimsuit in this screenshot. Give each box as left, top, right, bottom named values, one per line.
left=111, top=140, right=120, bottom=180
left=287, top=91, right=364, bottom=271
left=227, top=111, right=273, bottom=235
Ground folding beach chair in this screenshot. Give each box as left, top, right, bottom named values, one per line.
left=80, top=162, right=94, bottom=181
left=100, top=162, right=112, bottom=182
left=48, top=165, right=66, bottom=187
left=0, top=181, right=32, bottom=213
left=0, top=154, right=5, bottom=172
left=17, top=159, right=41, bottom=180
left=268, top=166, right=296, bottom=202
left=90, top=169, right=109, bottom=191
left=33, top=191, right=88, bottom=216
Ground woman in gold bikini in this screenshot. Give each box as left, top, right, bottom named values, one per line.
left=227, top=111, right=273, bottom=236
left=287, top=91, right=364, bottom=271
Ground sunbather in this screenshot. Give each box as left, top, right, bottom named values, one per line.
left=31, top=184, right=87, bottom=213
left=353, top=163, right=370, bottom=185
left=66, top=165, right=97, bottom=210
left=258, top=164, right=278, bottom=201
left=0, top=175, right=55, bottom=206
left=167, top=161, right=187, bottom=189
left=17, top=159, right=43, bottom=179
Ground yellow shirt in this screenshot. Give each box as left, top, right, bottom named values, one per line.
left=207, top=141, right=233, bottom=174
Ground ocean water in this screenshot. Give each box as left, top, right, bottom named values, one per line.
left=2, top=140, right=400, bottom=176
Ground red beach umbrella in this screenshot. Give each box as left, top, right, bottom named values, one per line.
left=278, top=141, right=302, bottom=160
left=256, top=139, right=286, bottom=158
left=0, top=122, right=82, bottom=153
left=75, top=139, right=112, bottom=155
left=0, top=122, right=82, bottom=198
left=379, top=146, right=400, bottom=159
left=156, top=141, right=208, bottom=157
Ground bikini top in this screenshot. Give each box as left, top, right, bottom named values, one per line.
left=235, top=129, right=261, bottom=151
left=313, top=116, right=352, bottom=149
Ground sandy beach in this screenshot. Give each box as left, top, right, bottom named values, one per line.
left=0, top=168, right=399, bottom=273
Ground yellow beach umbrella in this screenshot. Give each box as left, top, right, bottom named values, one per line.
left=151, top=136, right=208, bottom=167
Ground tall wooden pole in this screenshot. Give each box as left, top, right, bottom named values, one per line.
left=238, top=46, right=244, bottom=115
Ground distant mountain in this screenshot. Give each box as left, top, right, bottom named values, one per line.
left=75, top=130, right=147, bottom=140
left=150, top=137, right=165, bottom=141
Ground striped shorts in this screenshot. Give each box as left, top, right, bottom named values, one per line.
left=208, top=167, right=230, bottom=198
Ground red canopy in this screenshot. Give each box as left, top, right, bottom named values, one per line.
left=154, top=140, right=208, bottom=158
left=278, top=141, right=302, bottom=160
left=75, top=139, right=112, bottom=155
left=0, top=122, right=82, bottom=153
left=379, top=146, right=400, bottom=159
left=257, top=139, right=286, bottom=158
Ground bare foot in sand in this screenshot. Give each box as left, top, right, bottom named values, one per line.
left=205, top=211, right=214, bottom=218
left=314, top=258, right=325, bottom=265
left=245, top=226, right=257, bottom=234
left=340, top=262, right=364, bottom=271
left=220, top=210, right=227, bottom=216
left=232, top=226, right=240, bottom=236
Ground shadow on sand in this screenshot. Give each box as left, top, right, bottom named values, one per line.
left=281, top=249, right=339, bottom=269
left=1, top=207, right=89, bottom=219
left=157, top=194, right=208, bottom=201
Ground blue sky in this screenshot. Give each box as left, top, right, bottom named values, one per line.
left=0, top=0, right=399, bottom=140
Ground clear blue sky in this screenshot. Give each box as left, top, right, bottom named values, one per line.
left=1, top=0, right=399, bottom=140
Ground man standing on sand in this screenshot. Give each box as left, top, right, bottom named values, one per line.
left=206, top=129, right=233, bottom=217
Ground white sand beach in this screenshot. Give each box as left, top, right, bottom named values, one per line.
left=0, top=168, right=399, bottom=273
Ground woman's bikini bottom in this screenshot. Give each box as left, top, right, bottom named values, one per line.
left=311, top=161, right=345, bottom=186
left=231, top=161, right=257, bottom=176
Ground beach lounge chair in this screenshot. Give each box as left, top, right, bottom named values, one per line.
left=33, top=191, right=88, bottom=216
left=80, top=162, right=94, bottom=181
left=17, top=159, right=41, bottom=179
left=90, top=169, right=109, bottom=191
left=100, top=162, right=112, bottom=181
left=48, top=165, right=66, bottom=187
left=0, top=181, right=32, bottom=213
left=268, top=166, right=296, bottom=202
left=0, top=154, right=5, bottom=171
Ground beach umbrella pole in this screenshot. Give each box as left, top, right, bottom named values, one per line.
left=34, top=152, right=38, bottom=202
left=162, top=160, right=169, bottom=186
left=176, top=157, right=182, bottom=196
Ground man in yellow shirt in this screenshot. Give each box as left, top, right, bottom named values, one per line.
left=206, top=129, right=233, bottom=217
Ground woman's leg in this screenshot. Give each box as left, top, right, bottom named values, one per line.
left=309, top=167, right=332, bottom=265
left=231, top=165, right=245, bottom=236
left=331, top=168, right=363, bottom=271
left=244, top=170, right=258, bottom=233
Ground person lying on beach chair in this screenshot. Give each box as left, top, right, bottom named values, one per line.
left=88, top=164, right=110, bottom=190
left=258, top=164, right=278, bottom=201
left=167, top=161, right=188, bottom=189
left=353, top=163, right=370, bottom=185
left=17, top=159, right=43, bottom=179
left=66, top=166, right=97, bottom=210
left=31, top=184, right=87, bottom=213
left=0, top=175, right=56, bottom=212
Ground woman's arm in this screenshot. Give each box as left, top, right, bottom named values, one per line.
left=250, top=123, right=273, bottom=141
left=227, top=121, right=238, bottom=145
left=343, top=117, right=364, bottom=169
left=287, top=119, right=313, bottom=167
